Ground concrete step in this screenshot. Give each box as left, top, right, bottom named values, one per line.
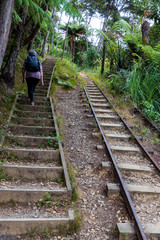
left=14, top=110, right=52, bottom=119
left=18, top=96, right=48, bottom=102
left=6, top=135, right=57, bottom=148
left=4, top=148, right=60, bottom=161
left=117, top=222, right=160, bottom=240
left=0, top=187, right=69, bottom=203
left=11, top=117, right=54, bottom=127
left=16, top=104, right=51, bottom=112
left=106, top=183, right=160, bottom=196
left=1, top=164, right=63, bottom=180
left=102, top=162, right=153, bottom=172
left=43, top=78, right=52, bottom=82
left=17, top=99, right=50, bottom=106
left=110, top=145, right=140, bottom=152
left=35, top=89, right=48, bottom=94
left=34, top=93, right=47, bottom=97
left=0, top=210, right=74, bottom=235
left=36, top=86, right=49, bottom=90
left=43, top=72, right=52, bottom=75
left=8, top=125, right=55, bottom=136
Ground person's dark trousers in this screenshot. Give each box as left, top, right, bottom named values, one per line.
left=26, top=78, right=40, bottom=102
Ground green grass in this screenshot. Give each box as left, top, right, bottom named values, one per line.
left=51, top=58, right=79, bottom=92
left=125, top=62, right=160, bottom=125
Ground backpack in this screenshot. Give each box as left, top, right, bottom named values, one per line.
left=25, top=56, right=40, bottom=72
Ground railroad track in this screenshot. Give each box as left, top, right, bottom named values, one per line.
left=0, top=58, right=73, bottom=238
left=83, top=80, right=160, bottom=240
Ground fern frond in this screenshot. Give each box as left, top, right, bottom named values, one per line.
left=154, top=42, right=160, bottom=52
left=16, top=0, right=23, bottom=5
left=112, top=19, right=131, bottom=34
left=142, top=45, right=160, bottom=64
left=12, top=9, right=22, bottom=23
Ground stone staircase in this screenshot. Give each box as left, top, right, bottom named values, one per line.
left=0, top=58, right=74, bottom=237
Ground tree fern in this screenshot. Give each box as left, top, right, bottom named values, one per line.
left=112, top=19, right=131, bottom=34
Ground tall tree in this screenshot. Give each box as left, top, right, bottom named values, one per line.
left=60, top=22, right=86, bottom=62
left=142, top=20, right=150, bottom=45
left=0, top=0, right=15, bottom=69
left=1, top=0, right=52, bottom=88
left=1, top=8, right=27, bottom=88
left=62, top=16, right=71, bottom=59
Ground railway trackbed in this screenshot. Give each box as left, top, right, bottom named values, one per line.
left=133, top=107, right=160, bottom=137
left=0, top=58, right=73, bottom=238
left=83, top=80, right=160, bottom=240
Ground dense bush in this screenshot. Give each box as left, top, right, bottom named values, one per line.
left=82, top=47, right=99, bottom=68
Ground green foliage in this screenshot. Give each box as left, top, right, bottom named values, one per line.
left=0, top=129, right=4, bottom=140
left=140, top=127, right=149, bottom=136
left=141, top=45, right=160, bottom=64
left=9, top=198, right=16, bottom=207
left=53, top=59, right=79, bottom=89
left=56, top=177, right=63, bottom=183
left=68, top=209, right=82, bottom=234
left=150, top=24, right=160, bottom=47
left=154, top=137, right=160, bottom=144
left=82, top=47, right=99, bottom=68
left=143, top=101, right=160, bottom=123
left=37, top=192, right=53, bottom=208
left=14, top=0, right=54, bottom=29
left=126, top=63, right=160, bottom=106
left=112, top=19, right=131, bottom=34
left=0, top=163, right=5, bottom=182
left=108, top=69, right=129, bottom=95
left=53, top=136, right=60, bottom=148
left=6, top=135, right=23, bottom=147
left=57, top=78, right=73, bottom=88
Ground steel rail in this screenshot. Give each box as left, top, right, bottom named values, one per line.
left=134, top=106, right=160, bottom=135
left=83, top=86, right=147, bottom=240
left=94, top=82, right=160, bottom=172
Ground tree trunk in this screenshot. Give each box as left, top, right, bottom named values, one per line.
left=51, top=32, right=54, bottom=53
left=50, top=9, right=55, bottom=54
left=97, top=18, right=108, bottom=53
left=72, top=35, right=76, bottom=63
left=110, top=56, right=114, bottom=73
left=62, top=16, right=71, bottom=60
left=0, top=0, right=15, bottom=69
left=41, top=31, right=49, bottom=58
left=1, top=9, right=26, bottom=88
left=86, top=36, right=89, bottom=52
left=27, top=41, right=33, bottom=52
left=142, top=21, right=150, bottom=45
left=117, top=42, right=122, bottom=71
left=101, top=38, right=106, bottom=74
left=23, top=24, right=40, bottom=46
left=56, top=11, right=63, bottom=52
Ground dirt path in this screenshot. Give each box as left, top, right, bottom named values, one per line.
left=55, top=74, right=129, bottom=240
